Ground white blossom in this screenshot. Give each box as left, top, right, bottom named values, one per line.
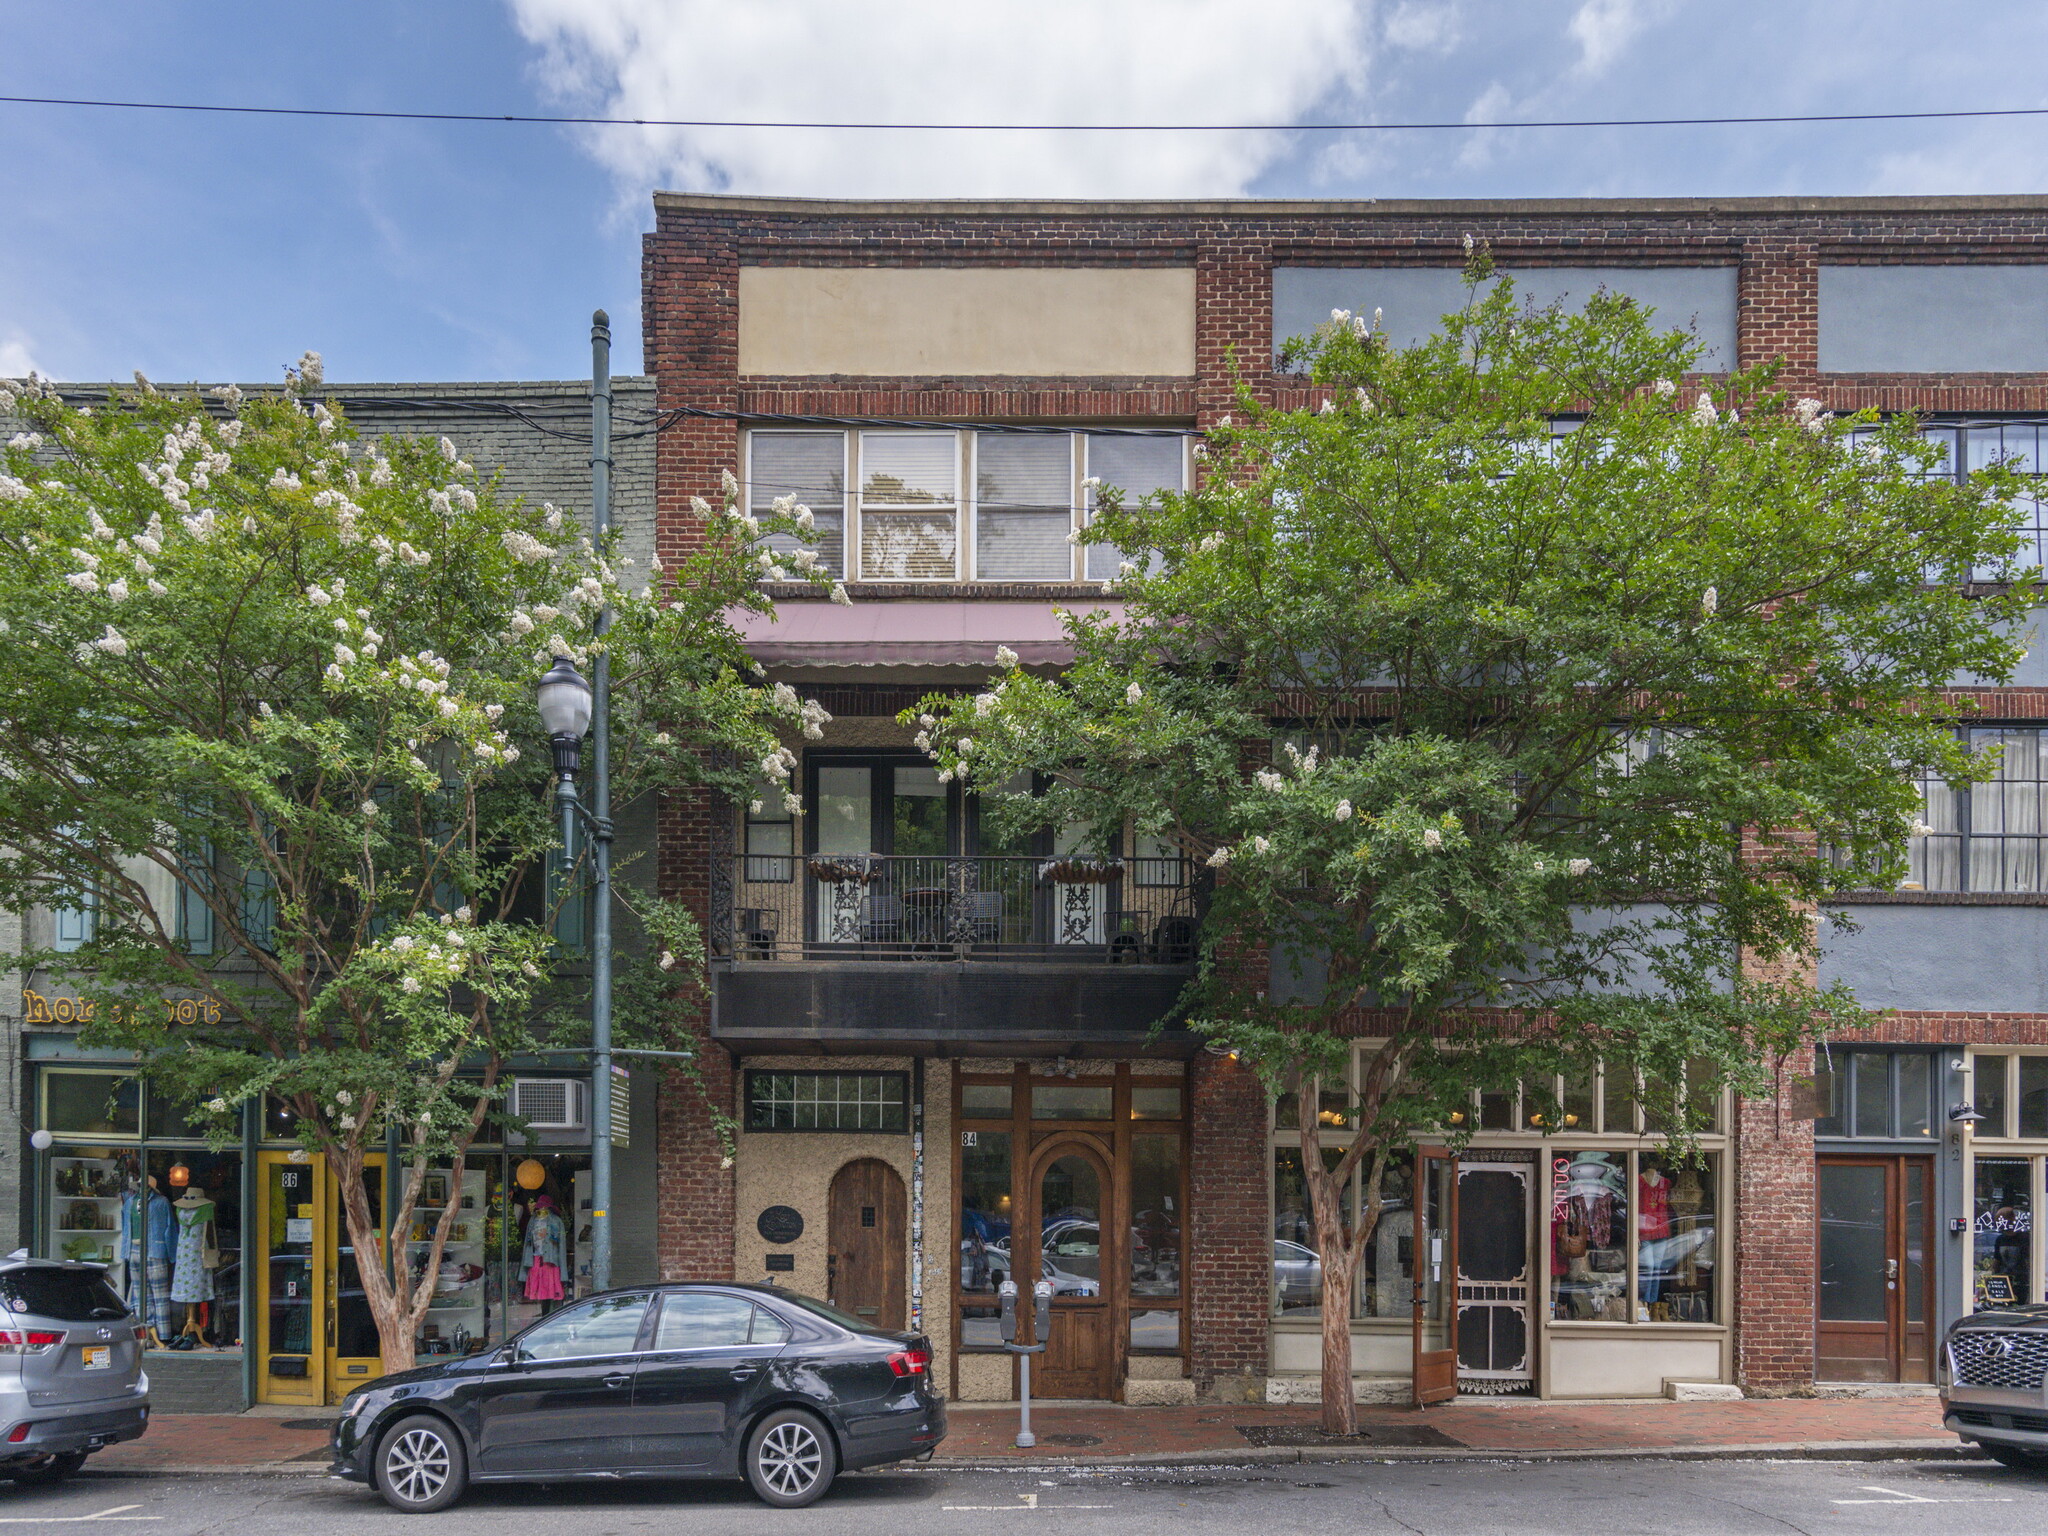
left=7, top=432, right=42, bottom=452
left=400, top=976, right=421, bottom=994
left=269, top=468, right=301, bottom=491
left=1910, top=821, right=1934, bottom=838
left=521, top=960, right=542, bottom=978
left=296, top=351, right=324, bottom=388
left=438, top=697, right=459, bottom=718
left=1701, top=586, right=1718, bottom=617
left=1254, top=769, right=1286, bottom=792
left=105, top=578, right=129, bottom=603
left=1422, top=828, right=1443, bottom=850
left=1652, top=378, right=1676, bottom=398
left=1205, top=845, right=1232, bottom=867
left=361, top=799, right=380, bottom=818
left=1249, top=836, right=1271, bottom=855
left=438, top=436, right=458, bottom=462
left=1568, top=858, right=1593, bottom=876
left=1125, top=681, right=1144, bottom=705
left=390, top=935, right=416, bottom=954
left=1333, top=800, right=1354, bottom=821
left=219, top=420, right=244, bottom=448
left=0, top=476, right=29, bottom=501
left=146, top=579, right=168, bottom=596
left=995, top=644, right=1019, bottom=669
left=1462, top=232, right=1475, bottom=254
left=721, top=468, right=740, bottom=502
left=333, top=644, right=356, bottom=665
left=205, top=1097, right=228, bottom=1114
left=63, top=571, right=99, bottom=594
left=1692, top=393, right=1718, bottom=428
left=324, top=663, right=345, bottom=684
left=306, top=584, right=332, bottom=606
left=829, top=584, right=852, bottom=607
left=91, top=625, right=128, bottom=656
left=783, top=791, right=804, bottom=816
left=1197, top=532, right=1223, bottom=553
left=1319, top=399, right=1336, bottom=415
left=484, top=703, right=504, bottom=721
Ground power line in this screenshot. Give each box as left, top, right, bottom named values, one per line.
left=4, top=92, right=2048, bottom=135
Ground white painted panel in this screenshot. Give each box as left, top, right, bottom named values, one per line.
left=1547, top=1333, right=1724, bottom=1397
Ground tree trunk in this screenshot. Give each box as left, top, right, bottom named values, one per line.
left=1316, top=1244, right=1359, bottom=1435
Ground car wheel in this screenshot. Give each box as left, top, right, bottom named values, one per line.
left=375, top=1415, right=467, bottom=1513
left=7, top=1452, right=85, bottom=1487
left=745, top=1408, right=838, bottom=1508
left=1982, top=1442, right=2048, bottom=1471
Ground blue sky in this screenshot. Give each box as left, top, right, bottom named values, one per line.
left=3, top=0, right=2047, bottom=384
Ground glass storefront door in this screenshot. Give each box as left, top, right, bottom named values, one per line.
left=254, top=1150, right=384, bottom=1405
left=1412, top=1148, right=1458, bottom=1405
left=1817, top=1154, right=1934, bottom=1383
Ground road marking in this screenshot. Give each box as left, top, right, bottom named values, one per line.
left=941, top=1494, right=1111, bottom=1511
left=0, top=1505, right=162, bottom=1523
left=1832, top=1485, right=2016, bottom=1506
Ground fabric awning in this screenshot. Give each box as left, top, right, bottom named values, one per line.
left=731, top=599, right=1118, bottom=667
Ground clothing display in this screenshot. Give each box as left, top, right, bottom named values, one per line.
left=520, top=1199, right=567, bottom=1303
left=1638, top=1168, right=1672, bottom=1242
left=117, top=1187, right=175, bottom=1335
left=169, top=1196, right=217, bottom=1304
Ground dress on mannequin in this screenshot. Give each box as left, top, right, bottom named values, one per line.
left=169, top=1194, right=217, bottom=1347
left=521, top=1196, right=567, bottom=1310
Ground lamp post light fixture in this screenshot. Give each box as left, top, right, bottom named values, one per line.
left=535, top=647, right=615, bottom=1294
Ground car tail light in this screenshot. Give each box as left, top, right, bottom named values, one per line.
left=887, top=1347, right=932, bottom=1378
left=0, top=1333, right=64, bottom=1356
left=6, top=1424, right=29, bottom=1443
left=134, top=1327, right=148, bottom=1343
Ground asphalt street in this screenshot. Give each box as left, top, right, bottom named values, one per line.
left=1, top=1458, right=2046, bottom=1535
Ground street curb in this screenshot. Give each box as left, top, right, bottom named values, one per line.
left=75, top=1439, right=1977, bottom=1478
left=923, top=1439, right=1977, bottom=1468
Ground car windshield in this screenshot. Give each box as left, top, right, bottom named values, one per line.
left=774, top=1290, right=881, bottom=1333
left=0, top=1268, right=127, bottom=1321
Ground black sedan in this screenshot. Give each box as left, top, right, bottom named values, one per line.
left=329, top=1283, right=945, bottom=1511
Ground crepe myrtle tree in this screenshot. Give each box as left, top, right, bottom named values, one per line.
left=0, top=361, right=839, bottom=1370
left=910, top=255, right=2034, bottom=1429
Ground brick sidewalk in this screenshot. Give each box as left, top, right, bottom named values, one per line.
left=83, top=1395, right=1958, bottom=1475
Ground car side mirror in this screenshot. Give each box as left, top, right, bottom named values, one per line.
left=491, top=1346, right=519, bottom=1368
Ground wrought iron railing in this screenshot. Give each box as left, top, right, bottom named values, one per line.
left=713, top=854, right=1203, bottom=964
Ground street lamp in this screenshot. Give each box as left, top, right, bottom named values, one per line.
left=536, top=652, right=614, bottom=1293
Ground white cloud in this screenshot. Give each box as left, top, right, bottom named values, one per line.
left=506, top=0, right=1374, bottom=198
left=0, top=331, right=40, bottom=379
left=1566, top=0, right=1666, bottom=78
left=1457, top=81, right=1514, bottom=169
left=1383, top=0, right=1461, bottom=53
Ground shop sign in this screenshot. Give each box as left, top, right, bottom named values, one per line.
left=20, top=989, right=223, bottom=1027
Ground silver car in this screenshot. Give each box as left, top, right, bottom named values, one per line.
left=0, top=1258, right=148, bottom=1484
left=1941, top=1302, right=2048, bottom=1467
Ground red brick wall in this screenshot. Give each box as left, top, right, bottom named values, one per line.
left=1188, top=1049, right=1271, bottom=1397
left=1734, top=1045, right=1818, bottom=1393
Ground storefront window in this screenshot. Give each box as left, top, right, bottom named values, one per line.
left=1129, top=1136, right=1180, bottom=1298
left=1030, top=1083, right=1112, bottom=1120
left=49, top=1146, right=134, bottom=1267
left=503, top=1154, right=591, bottom=1340
left=45, top=1073, right=138, bottom=1137
left=1358, top=1158, right=1414, bottom=1318
left=413, top=1166, right=488, bottom=1358
left=1975, top=1056, right=2010, bottom=1137
left=1974, top=1157, right=2033, bottom=1306
left=146, top=1150, right=242, bottom=1349
left=1131, top=1085, right=1180, bottom=1121
left=958, top=1132, right=1012, bottom=1348
left=1638, top=1153, right=1715, bottom=1324
left=1551, top=1150, right=1630, bottom=1321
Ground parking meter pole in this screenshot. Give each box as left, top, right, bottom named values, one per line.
left=1017, top=1351, right=1035, bottom=1448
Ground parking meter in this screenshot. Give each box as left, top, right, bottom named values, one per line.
left=1033, top=1279, right=1053, bottom=1340
left=998, top=1279, right=1019, bottom=1343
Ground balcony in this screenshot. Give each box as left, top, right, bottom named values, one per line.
left=709, top=854, right=1204, bottom=1055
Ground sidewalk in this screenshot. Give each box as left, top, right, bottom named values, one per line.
left=84, top=1394, right=1962, bottom=1476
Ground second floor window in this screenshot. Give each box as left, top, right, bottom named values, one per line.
left=743, top=428, right=1189, bottom=584
left=1906, top=727, right=2048, bottom=893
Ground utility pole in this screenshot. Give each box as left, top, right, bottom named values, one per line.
left=589, top=309, right=615, bottom=1292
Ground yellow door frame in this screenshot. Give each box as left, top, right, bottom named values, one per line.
left=255, top=1150, right=390, bottom=1406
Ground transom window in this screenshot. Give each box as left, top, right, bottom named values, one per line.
left=745, top=1071, right=909, bottom=1132
left=744, top=429, right=1188, bottom=584
left=1813, top=1049, right=1938, bottom=1139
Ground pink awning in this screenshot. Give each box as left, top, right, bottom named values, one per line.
left=732, top=599, right=1119, bottom=667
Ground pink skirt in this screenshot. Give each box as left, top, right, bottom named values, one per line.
left=524, top=1261, right=564, bottom=1301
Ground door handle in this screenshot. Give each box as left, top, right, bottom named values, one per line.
left=1886, top=1258, right=1900, bottom=1279
left=603, top=1372, right=631, bottom=1389
left=730, top=1366, right=758, bottom=1381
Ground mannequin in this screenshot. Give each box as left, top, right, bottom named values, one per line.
left=169, top=1191, right=218, bottom=1348
left=117, top=1177, right=174, bottom=1344
left=520, top=1195, right=567, bottom=1315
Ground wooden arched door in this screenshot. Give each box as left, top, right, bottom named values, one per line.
left=1024, top=1138, right=1116, bottom=1399
left=828, top=1158, right=907, bottom=1331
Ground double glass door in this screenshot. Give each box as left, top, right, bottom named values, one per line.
left=255, top=1150, right=385, bottom=1405
left=1816, top=1155, right=1933, bottom=1383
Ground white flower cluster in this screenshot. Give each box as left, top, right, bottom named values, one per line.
left=1254, top=768, right=1286, bottom=792
left=1691, top=393, right=1718, bottom=428
left=1701, top=586, right=1718, bottom=617
left=503, top=530, right=555, bottom=564
left=995, top=644, right=1019, bottom=668
left=1793, top=397, right=1830, bottom=434
left=1280, top=741, right=1320, bottom=777
left=1125, top=681, right=1144, bottom=705
left=1567, top=858, right=1593, bottom=877
left=1421, top=828, right=1443, bottom=850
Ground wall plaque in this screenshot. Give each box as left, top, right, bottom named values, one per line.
left=765, top=1253, right=795, bottom=1273
left=757, top=1205, right=804, bottom=1245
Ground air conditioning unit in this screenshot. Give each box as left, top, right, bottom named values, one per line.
left=509, top=1078, right=590, bottom=1133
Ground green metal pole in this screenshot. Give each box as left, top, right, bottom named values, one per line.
left=589, top=310, right=615, bottom=1293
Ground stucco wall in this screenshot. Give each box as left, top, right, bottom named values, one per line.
left=1822, top=905, right=2048, bottom=1013
left=737, top=267, right=1198, bottom=377
left=729, top=1053, right=956, bottom=1389
left=1819, top=265, right=2048, bottom=373
left=1273, top=266, right=1738, bottom=368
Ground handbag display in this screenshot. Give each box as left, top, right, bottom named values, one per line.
left=1558, top=1203, right=1589, bottom=1259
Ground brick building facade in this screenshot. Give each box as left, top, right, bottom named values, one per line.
left=641, top=193, right=2048, bottom=1403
